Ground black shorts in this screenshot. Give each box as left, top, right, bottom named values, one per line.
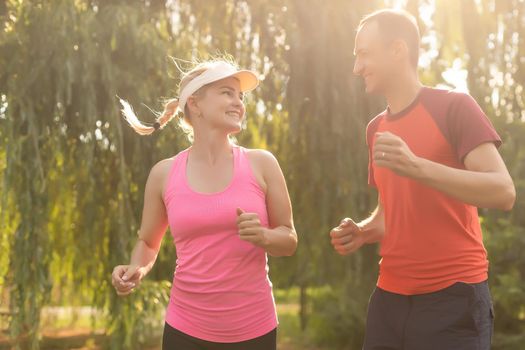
left=363, top=280, right=494, bottom=350
left=162, top=322, right=277, bottom=350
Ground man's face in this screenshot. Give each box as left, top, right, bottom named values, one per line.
left=353, top=21, right=396, bottom=95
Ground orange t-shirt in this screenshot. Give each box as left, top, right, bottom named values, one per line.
left=367, top=87, right=501, bottom=295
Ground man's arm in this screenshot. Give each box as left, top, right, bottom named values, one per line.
left=356, top=200, right=385, bottom=244
left=373, top=132, right=516, bottom=210
left=330, top=198, right=385, bottom=256
left=418, top=142, right=515, bottom=210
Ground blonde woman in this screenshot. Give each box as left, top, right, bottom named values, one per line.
left=111, top=58, right=297, bottom=350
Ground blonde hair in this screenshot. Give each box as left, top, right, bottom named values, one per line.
left=119, top=56, right=239, bottom=138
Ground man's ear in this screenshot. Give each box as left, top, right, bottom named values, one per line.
left=391, top=39, right=409, bottom=63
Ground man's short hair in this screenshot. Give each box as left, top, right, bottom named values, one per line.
left=358, top=9, right=421, bottom=67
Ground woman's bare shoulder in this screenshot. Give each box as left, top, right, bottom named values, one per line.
left=150, top=157, right=175, bottom=178
left=244, top=148, right=280, bottom=168
left=145, top=154, right=184, bottom=199
left=150, top=148, right=189, bottom=177
left=148, top=151, right=185, bottom=195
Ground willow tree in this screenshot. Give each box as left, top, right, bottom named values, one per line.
left=0, top=1, right=183, bottom=348
left=458, top=1, right=525, bottom=348
left=271, top=1, right=385, bottom=346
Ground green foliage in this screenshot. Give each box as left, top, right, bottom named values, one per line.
left=484, top=218, right=525, bottom=350
left=0, top=1, right=180, bottom=348
left=105, top=280, right=171, bottom=349
left=308, top=285, right=367, bottom=350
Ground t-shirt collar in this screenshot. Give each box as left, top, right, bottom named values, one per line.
left=385, top=86, right=427, bottom=120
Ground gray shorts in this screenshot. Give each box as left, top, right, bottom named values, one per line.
left=363, top=280, right=494, bottom=350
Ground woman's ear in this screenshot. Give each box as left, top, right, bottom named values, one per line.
left=186, top=95, right=200, bottom=118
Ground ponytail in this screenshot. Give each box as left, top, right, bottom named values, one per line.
left=118, top=58, right=214, bottom=137
left=118, top=98, right=180, bottom=136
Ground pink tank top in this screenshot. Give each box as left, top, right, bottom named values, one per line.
left=162, top=145, right=278, bottom=342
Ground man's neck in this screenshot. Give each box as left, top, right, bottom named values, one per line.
left=384, top=73, right=423, bottom=115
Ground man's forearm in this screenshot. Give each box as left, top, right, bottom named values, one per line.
left=358, top=206, right=385, bottom=244
left=416, top=158, right=515, bottom=210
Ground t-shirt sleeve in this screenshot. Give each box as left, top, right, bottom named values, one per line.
left=448, top=93, right=502, bottom=162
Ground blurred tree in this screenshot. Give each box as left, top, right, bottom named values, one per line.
left=457, top=1, right=525, bottom=348
left=0, top=1, right=184, bottom=348
left=281, top=1, right=382, bottom=345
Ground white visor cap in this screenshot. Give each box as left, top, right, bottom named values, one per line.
left=177, top=61, right=259, bottom=113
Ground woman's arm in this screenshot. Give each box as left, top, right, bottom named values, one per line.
left=111, top=160, right=170, bottom=295
left=237, top=150, right=298, bottom=257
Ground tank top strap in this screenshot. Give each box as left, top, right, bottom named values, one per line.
left=164, top=148, right=190, bottom=202
left=232, top=144, right=240, bottom=179
left=233, top=145, right=250, bottom=178
left=171, top=148, right=190, bottom=181
left=234, top=146, right=265, bottom=196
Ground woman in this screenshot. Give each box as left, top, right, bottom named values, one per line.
left=111, top=58, right=297, bottom=350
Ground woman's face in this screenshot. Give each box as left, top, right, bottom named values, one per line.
left=191, top=76, right=246, bottom=134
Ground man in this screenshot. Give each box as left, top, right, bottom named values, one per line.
left=329, top=9, right=516, bottom=350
